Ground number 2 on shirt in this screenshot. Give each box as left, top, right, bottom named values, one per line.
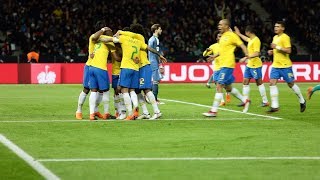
left=131, top=46, right=138, bottom=60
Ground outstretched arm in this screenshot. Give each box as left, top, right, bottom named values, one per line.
left=92, top=27, right=110, bottom=42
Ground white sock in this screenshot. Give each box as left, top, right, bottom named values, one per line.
left=258, top=84, right=268, bottom=103
left=118, top=93, right=126, bottom=113
left=130, top=91, right=138, bottom=109
left=231, top=87, right=245, bottom=103
left=146, top=91, right=160, bottom=113
left=77, top=91, right=87, bottom=113
left=89, top=92, right=98, bottom=114
left=114, top=95, right=120, bottom=113
left=216, top=88, right=225, bottom=103
left=123, top=92, right=133, bottom=115
left=242, top=85, right=250, bottom=101
left=211, top=93, right=223, bottom=112
left=102, top=91, right=110, bottom=114
left=291, top=84, right=305, bottom=103
left=138, top=93, right=149, bottom=114
left=95, top=92, right=103, bottom=112
left=270, top=85, right=279, bottom=108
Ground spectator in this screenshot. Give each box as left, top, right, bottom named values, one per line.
left=27, top=50, right=39, bottom=63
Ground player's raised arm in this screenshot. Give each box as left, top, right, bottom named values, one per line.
left=92, top=27, right=111, bottom=42
left=234, top=26, right=250, bottom=42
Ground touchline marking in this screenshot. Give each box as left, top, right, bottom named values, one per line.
left=0, top=134, right=60, bottom=180
left=160, top=98, right=282, bottom=120
left=0, top=117, right=276, bottom=123
left=37, top=157, right=320, bottom=162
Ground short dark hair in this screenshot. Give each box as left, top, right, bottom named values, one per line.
left=245, top=25, right=256, bottom=34
left=213, top=30, right=220, bottom=42
left=95, top=20, right=106, bottom=30
left=151, top=24, right=161, bottom=33
left=276, top=21, right=286, bottom=28
left=130, top=23, right=145, bottom=37
left=123, top=27, right=130, bottom=31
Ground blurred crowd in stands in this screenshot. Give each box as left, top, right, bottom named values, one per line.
left=262, top=0, right=320, bottom=55
left=0, top=0, right=318, bottom=63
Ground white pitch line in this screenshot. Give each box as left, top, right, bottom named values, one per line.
left=0, top=117, right=277, bottom=123
left=37, top=156, right=320, bottom=162
left=0, top=134, right=60, bottom=180
left=160, top=98, right=282, bottom=120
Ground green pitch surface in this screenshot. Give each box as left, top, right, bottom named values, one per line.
left=0, top=83, right=319, bottom=179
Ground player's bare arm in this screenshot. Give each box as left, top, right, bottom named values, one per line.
left=234, top=26, right=249, bottom=42
left=147, top=46, right=167, bottom=63
left=92, top=27, right=111, bottom=42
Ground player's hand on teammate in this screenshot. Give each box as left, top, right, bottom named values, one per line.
left=206, top=55, right=215, bottom=62
left=133, top=57, right=140, bottom=64
left=234, top=26, right=240, bottom=35
left=89, top=53, right=95, bottom=59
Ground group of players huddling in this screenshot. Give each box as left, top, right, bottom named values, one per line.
left=75, top=22, right=166, bottom=120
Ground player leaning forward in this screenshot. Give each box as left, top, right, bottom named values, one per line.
left=99, top=28, right=166, bottom=120
left=203, top=19, right=249, bottom=117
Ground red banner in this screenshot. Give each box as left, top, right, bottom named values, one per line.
left=0, top=62, right=320, bottom=84
left=161, top=62, right=320, bottom=83
left=0, top=64, right=18, bottom=84
left=30, top=64, right=61, bottom=84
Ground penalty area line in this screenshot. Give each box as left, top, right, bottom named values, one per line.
left=160, top=98, right=282, bottom=120
left=0, top=134, right=60, bottom=180
left=37, top=156, right=320, bottom=162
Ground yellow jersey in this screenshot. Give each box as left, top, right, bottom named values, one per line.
left=219, top=31, right=243, bottom=68
left=119, top=31, right=150, bottom=68
left=116, top=35, right=148, bottom=71
left=91, top=35, right=115, bottom=71
left=112, top=45, right=122, bottom=75
left=272, top=33, right=292, bottom=68
left=247, top=36, right=262, bottom=68
left=86, top=35, right=95, bottom=66
left=203, top=43, right=221, bottom=71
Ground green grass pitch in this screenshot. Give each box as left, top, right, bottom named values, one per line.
left=0, top=83, right=319, bottom=179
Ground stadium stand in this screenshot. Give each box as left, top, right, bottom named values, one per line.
left=0, top=0, right=317, bottom=62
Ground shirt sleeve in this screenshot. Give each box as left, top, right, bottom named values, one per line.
left=253, top=38, right=261, bottom=52
left=234, top=33, right=244, bottom=46
left=140, top=43, right=148, bottom=51
left=283, top=35, right=291, bottom=48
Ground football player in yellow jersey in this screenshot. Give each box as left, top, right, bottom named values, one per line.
left=99, top=24, right=166, bottom=120
left=267, top=21, right=306, bottom=113
left=118, top=24, right=164, bottom=120
left=75, top=22, right=109, bottom=120
left=203, top=19, right=248, bottom=117
left=203, top=32, right=230, bottom=106
left=87, top=27, right=120, bottom=120
left=234, top=25, right=269, bottom=108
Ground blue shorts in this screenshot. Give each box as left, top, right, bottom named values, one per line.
left=82, top=65, right=90, bottom=89
left=213, top=70, right=220, bottom=82
left=270, top=67, right=295, bottom=83
left=217, top=67, right=235, bottom=85
left=112, top=75, right=119, bottom=89
left=88, top=66, right=110, bottom=91
left=119, top=68, right=139, bottom=89
left=152, top=69, right=162, bottom=82
left=244, top=66, right=262, bottom=80
left=139, top=65, right=152, bottom=89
